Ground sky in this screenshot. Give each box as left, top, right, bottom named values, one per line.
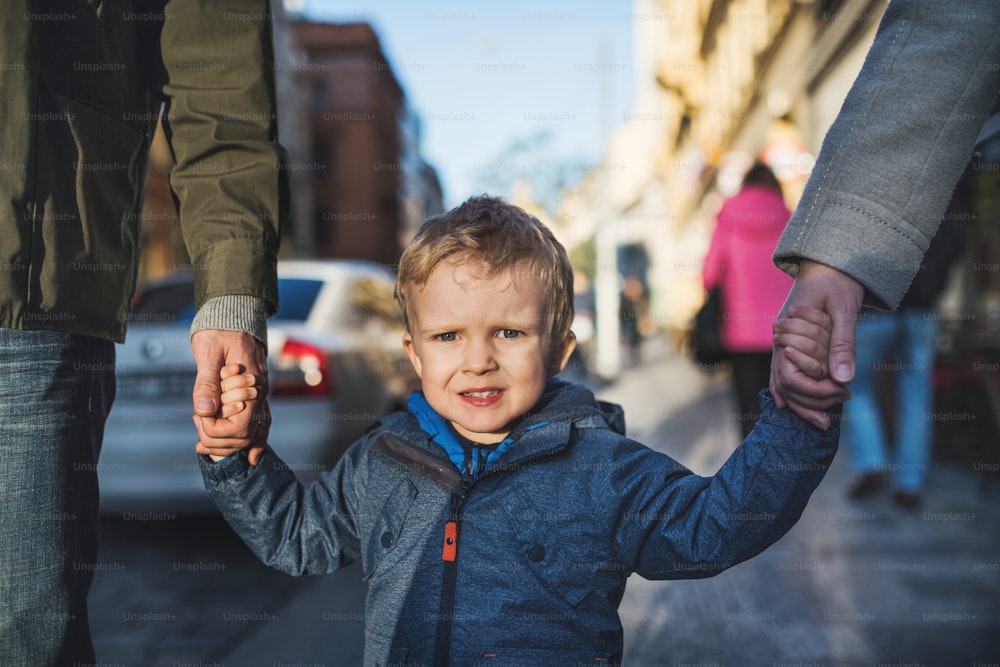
left=294, top=0, right=638, bottom=207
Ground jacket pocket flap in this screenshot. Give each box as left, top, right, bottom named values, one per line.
left=499, top=485, right=595, bottom=607
left=363, top=478, right=418, bottom=580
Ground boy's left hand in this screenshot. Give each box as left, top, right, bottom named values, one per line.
left=770, top=305, right=851, bottom=430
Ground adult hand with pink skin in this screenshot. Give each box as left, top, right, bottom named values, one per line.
left=769, top=260, right=863, bottom=430
left=191, top=329, right=270, bottom=465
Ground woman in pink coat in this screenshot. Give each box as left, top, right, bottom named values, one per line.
left=703, top=163, right=794, bottom=437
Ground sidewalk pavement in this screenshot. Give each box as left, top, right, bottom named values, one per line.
left=220, top=336, right=1000, bottom=666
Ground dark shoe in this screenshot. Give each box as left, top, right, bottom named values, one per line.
left=892, top=491, right=922, bottom=511
left=846, top=472, right=887, bottom=500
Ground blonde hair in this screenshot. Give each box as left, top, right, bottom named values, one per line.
left=395, top=195, right=574, bottom=350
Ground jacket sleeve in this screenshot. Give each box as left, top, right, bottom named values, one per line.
left=200, top=443, right=365, bottom=576
left=613, top=391, right=840, bottom=579
left=773, top=0, right=1000, bottom=309
left=159, top=0, right=285, bottom=313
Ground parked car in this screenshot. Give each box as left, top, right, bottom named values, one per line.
left=99, top=260, right=419, bottom=513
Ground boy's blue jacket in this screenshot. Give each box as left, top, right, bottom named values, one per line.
left=201, top=380, right=839, bottom=666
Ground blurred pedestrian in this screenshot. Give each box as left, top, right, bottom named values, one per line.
left=843, top=218, right=964, bottom=509
left=568, top=268, right=597, bottom=381
left=620, top=275, right=648, bottom=364
left=703, top=163, right=794, bottom=437
left=1, top=4, right=284, bottom=663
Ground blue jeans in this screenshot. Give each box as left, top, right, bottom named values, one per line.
left=0, top=329, right=115, bottom=665
left=843, top=310, right=937, bottom=492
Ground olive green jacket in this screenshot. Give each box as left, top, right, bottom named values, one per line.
left=0, top=0, right=284, bottom=343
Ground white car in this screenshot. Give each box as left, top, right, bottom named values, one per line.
left=99, top=260, right=419, bottom=513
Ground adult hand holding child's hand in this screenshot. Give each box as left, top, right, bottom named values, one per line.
left=770, top=260, right=861, bottom=430
left=192, top=330, right=270, bottom=464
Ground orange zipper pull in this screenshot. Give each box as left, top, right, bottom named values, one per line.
left=442, top=520, right=458, bottom=561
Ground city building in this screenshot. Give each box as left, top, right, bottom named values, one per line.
left=289, top=20, right=443, bottom=267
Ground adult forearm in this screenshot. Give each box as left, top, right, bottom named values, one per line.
left=774, top=0, right=1000, bottom=309
left=160, top=0, right=285, bottom=313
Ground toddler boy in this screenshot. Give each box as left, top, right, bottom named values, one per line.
left=200, top=195, right=840, bottom=666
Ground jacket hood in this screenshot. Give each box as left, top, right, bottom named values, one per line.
left=399, top=378, right=626, bottom=477
left=405, top=378, right=624, bottom=438
left=527, top=378, right=626, bottom=436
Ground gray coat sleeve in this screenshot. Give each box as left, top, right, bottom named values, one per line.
left=774, top=0, right=1000, bottom=309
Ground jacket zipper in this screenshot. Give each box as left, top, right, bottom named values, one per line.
left=433, top=471, right=473, bottom=666
left=388, top=433, right=563, bottom=665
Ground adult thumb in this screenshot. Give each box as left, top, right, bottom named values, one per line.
left=192, top=369, right=221, bottom=417
left=829, top=310, right=857, bottom=384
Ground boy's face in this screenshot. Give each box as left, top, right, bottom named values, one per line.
left=402, top=258, right=574, bottom=444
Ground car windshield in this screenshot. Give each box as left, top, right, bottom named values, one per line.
left=130, top=277, right=324, bottom=325
left=272, top=279, right=323, bottom=322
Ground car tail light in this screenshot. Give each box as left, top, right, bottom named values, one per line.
left=271, top=338, right=334, bottom=397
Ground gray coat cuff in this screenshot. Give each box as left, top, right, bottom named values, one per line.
left=189, top=295, right=270, bottom=347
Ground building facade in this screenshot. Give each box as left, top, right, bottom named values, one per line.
left=290, top=21, right=443, bottom=267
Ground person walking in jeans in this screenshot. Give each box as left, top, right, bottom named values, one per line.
left=843, top=218, right=964, bottom=509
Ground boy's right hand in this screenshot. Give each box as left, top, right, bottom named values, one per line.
left=196, top=363, right=267, bottom=463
